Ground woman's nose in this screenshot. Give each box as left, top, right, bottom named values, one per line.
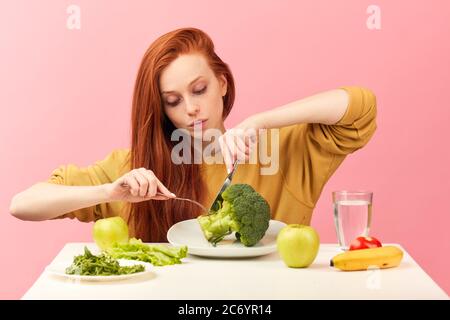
left=185, top=100, right=200, bottom=115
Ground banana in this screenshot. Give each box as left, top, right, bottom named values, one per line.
left=330, top=246, right=403, bottom=271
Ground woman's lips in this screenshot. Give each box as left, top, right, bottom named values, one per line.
left=188, top=119, right=208, bottom=129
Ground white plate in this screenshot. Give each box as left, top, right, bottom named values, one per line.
left=46, top=259, right=154, bottom=282
left=167, top=219, right=286, bottom=258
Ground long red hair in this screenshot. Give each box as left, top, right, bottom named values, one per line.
left=125, top=27, right=235, bottom=242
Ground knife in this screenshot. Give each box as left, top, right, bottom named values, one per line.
left=208, top=159, right=239, bottom=214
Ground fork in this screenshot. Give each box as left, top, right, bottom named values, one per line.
left=156, top=192, right=209, bottom=215
left=121, top=182, right=209, bottom=215
left=208, top=159, right=239, bottom=213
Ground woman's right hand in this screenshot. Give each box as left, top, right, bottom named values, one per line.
left=105, top=168, right=176, bottom=203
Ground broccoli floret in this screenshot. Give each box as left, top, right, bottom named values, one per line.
left=197, top=184, right=271, bottom=247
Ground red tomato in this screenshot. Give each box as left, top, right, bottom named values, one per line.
left=349, top=236, right=382, bottom=250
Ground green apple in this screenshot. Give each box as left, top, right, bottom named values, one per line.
left=276, top=224, right=320, bottom=268
left=93, top=216, right=129, bottom=250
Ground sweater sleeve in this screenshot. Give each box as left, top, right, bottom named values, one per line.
left=278, top=86, right=378, bottom=207
left=47, top=148, right=130, bottom=222
left=306, top=86, right=378, bottom=155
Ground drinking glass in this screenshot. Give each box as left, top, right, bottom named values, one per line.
left=333, top=191, right=373, bottom=251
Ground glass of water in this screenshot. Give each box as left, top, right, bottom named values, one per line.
left=333, top=191, right=373, bottom=251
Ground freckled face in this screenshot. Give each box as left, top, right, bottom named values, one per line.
left=159, top=53, right=227, bottom=134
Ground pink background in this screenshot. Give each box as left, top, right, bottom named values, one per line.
left=1, top=0, right=449, bottom=299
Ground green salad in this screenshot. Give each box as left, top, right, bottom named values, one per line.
left=65, top=239, right=188, bottom=276
left=65, top=247, right=145, bottom=276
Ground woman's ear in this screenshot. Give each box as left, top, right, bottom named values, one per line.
left=219, top=74, right=227, bottom=97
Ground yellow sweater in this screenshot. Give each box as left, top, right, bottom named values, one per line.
left=48, top=86, right=377, bottom=236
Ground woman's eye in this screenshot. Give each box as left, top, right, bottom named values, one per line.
left=194, top=86, right=207, bottom=95
left=166, top=100, right=180, bottom=107
left=164, top=86, right=206, bottom=106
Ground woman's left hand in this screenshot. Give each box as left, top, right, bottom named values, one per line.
left=218, top=115, right=265, bottom=173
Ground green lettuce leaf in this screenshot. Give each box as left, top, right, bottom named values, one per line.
left=105, top=238, right=188, bottom=266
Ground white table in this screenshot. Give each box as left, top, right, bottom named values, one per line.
left=22, top=243, right=448, bottom=300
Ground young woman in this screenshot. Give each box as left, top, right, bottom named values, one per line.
left=10, top=27, right=377, bottom=242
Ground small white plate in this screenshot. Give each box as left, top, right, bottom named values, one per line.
left=167, top=219, right=286, bottom=258
left=46, top=259, right=154, bottom=282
